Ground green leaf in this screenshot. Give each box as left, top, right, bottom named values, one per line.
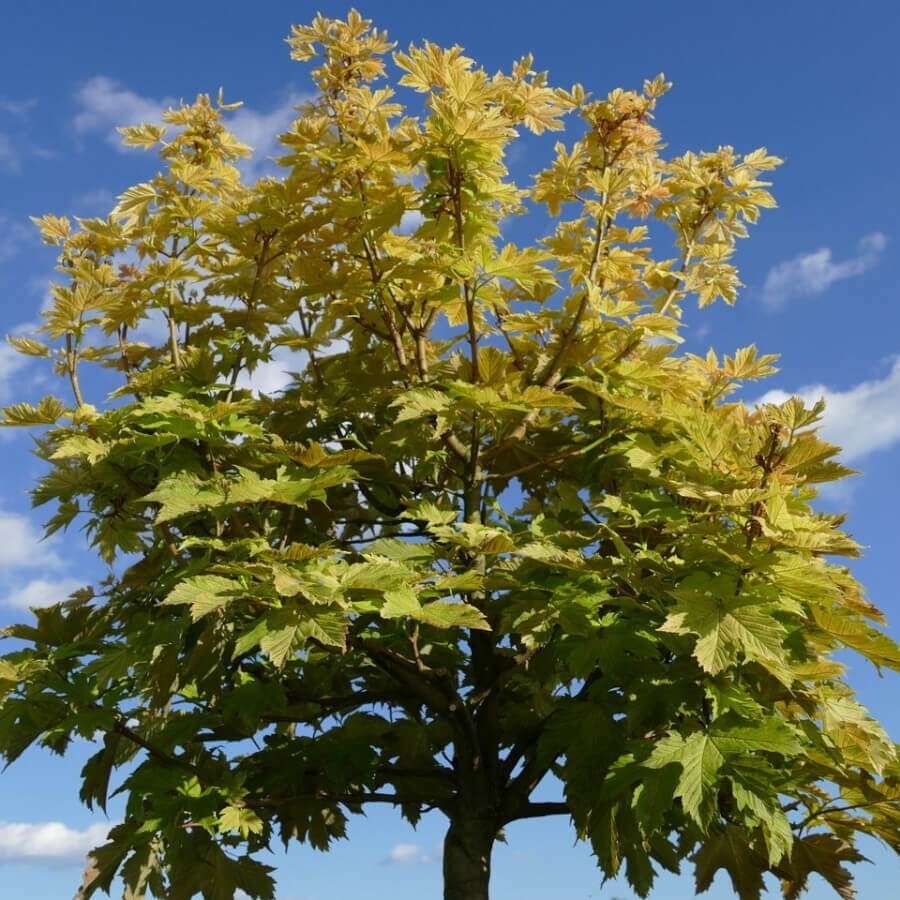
left=1, top=395, right=67, bottom=426
left=671, top=732, right=723, bottom=825
left=645, top=716, right=800, bottom=826
left=79, top=732, right=122, bottom=813
left=260, top=624, right=300, bottom=668
left=811, top=604, right=900, bottom=670
left=7, top=335, right=51, bottom=357
left=416, top=600, right=490, bottom=631
left=381, top=587, right=489, bottom=630
left=50, top=434, right=109, bottom=464
left=143, top=475, right=223, bottom=523
left=775, top=834, right=865, bottom=900
left=162, top=575, right=240, bottom=620
left=77, top=822, right=138, bottom=899
left=660, top=574, right=786, bottom=674
left=217, top=805, right=265, bottom=838
left=693, top=825, right=768, bottom=900
left=391, top=388, right=451, bottom=423
left=708, top=715, right=802, bottom=757
left=381, top=587, right=421, bottom=618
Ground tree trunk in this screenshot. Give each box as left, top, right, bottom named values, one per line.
left=442, top=813, right=496, bottom=900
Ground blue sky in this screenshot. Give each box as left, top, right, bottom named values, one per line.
left=1, top=1, right=899, bottom=896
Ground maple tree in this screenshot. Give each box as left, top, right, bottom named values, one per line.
left=1, top=10, right=899, bottom=899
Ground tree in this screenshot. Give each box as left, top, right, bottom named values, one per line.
left=1, top=10, right=898, bottom=899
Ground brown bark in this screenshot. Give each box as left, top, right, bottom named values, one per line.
left=442, top=811, right=496, bottom=900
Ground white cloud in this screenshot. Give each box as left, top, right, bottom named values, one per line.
left=74, top=76, right=177, bottom=150
left=236, top=334, right=348, bottom=398
left=387, top=842, right=423, bottom=864
left=0, top=511, right=62, bottom=570
left=761, top=232, right=887, bottom=309
left=74, top=187, right=116, bottom=213
left=756, top=356, right=900, bottom=462
left=3, top=577, right=84, bottom=610
left=73, top=75, right=304, bottom=179
left=228, top=93, right=305, bottom=180
left=0, top=98, right=36, bottom=118
left=237, top=346, right=305, bottom=397
left=0, top=339, right=32, bottom=401
left=384, top=842, right=439, bottom=865
left=0, top=820, right=111, bottom=866
left=0, top=214, right=32, bottom=261
left=398, top=209, right=425, bottom=235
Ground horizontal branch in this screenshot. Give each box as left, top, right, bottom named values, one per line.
left=247, top=790, right=409, bottom=809
left=506, top=801, right=571, bottom=823
left=798, top=798, right=900, bottom=831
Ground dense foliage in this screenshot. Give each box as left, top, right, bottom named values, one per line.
left=1, top=11, right=898, bottom=899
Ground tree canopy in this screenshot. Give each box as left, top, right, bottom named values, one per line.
left=1, top=10, right=898, bottom=900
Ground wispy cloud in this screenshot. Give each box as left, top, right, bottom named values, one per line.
left=0, top=214, right=32, bottom=261
left=73, top=75, right=304, bottom=179
left=0, top=500, right=85, bottom=613
left=761, top=232, right=887, bottom=309
left=0, top=341, right=31, bottom=401
left=0, top=98, right=36, bottom=118
left=0, top=821, right=111, bottom=866
left=0, top=349, right=38, bottom=410
left=756, top=356, right=900, bottom=462
left=0, top=98, right=39, bottom=172
left=228, top=93, right=305, bottom=180
left=0, top=511, right=63, bottom=570
left=3, top=578, right=85, bottom=610
left=74, top=76, right=177, bottom=150
left=384, top=842, right=439, bottom=865
left=0, top=133, right=19, bottom=173
left=73, top=187, right=116, bottom=214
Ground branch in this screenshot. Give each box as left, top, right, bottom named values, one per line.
left=440, top=428, right=471, bottom=464
left=226, top=232, right=274, bottom=399
left=657, top=207, right=712, bottom=316
left=500, top=719, right=547, bottom=782
left=116, top=324, right=143, bottom=401
left=539, top=213, right=607, bottom=387
left=351, top=637, right=459, bottom=720
left=502, top=671, right=601, bottom=797
left=414, top=329, right=430, bottom=379
left=357, top=480, right=406, bottom=518
left=485, top=445, right=589, bottom=482
left=247, top=790, right=412, bottom=809
left=657, top=245, right=694, bottom=316
left=493, top=306, right=526, bottom=371
left=297, top=300, right=326, bottom=391
left=65, top=332, right=85, bottom=407
left=798, top=798, right=900, bottom=832
left=505, top=801, right=571, bottom=823
left=112, top=718, right=198, bottom=775
left=489, top=213, right=608, bottom=457
left=167, top=302, right=183, bottom=370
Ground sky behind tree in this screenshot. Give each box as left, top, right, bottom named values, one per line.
left=1, top=1, right=898, bottom=896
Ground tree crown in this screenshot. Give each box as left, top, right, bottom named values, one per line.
left=1, top=10, right=898, bottom=900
